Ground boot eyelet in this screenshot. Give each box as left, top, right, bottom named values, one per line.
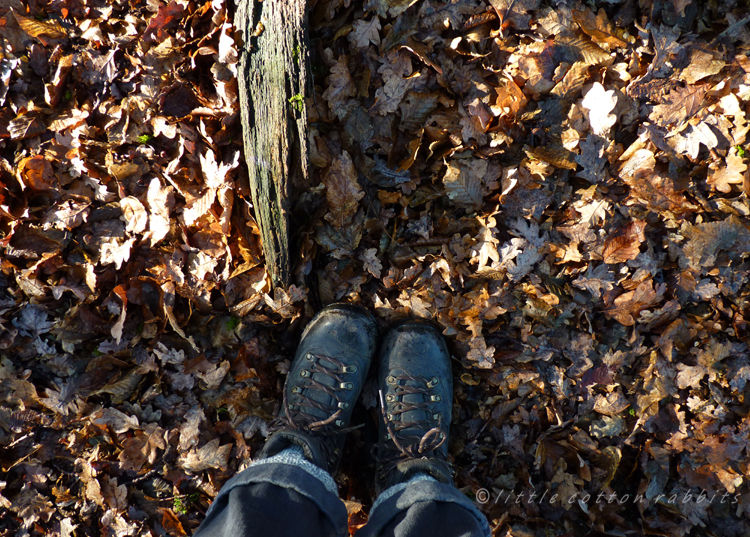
left=300, top=369, right=310, bottom=377
left=384, top=433, right=391, bottom=440
left=430, top=395, right=442, bottom=402
left=427, top=377, right=439, bottom=388
left=335, top=420, right=345, bottom=427
left=433, top=413, right=442, bottom=421
left=387, top=413, right=394, bottom=421
left=386, top=375, right=397, bottom=385
left=291, top=386, right=301, bottom=394
left=305, top=353, right=315, bottom=361
left=385, top=394, right=396, bottom=403
left=338, top=402, right=349, bottom=409
left=342, top=365, right=357, bottom=373
left=340, top=382, right=354, bottom=390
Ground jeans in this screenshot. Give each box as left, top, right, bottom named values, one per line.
left=193, top=447, right=490, bottom=537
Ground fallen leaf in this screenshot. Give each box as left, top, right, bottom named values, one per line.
left=443, top=158, right=486, bottom=209
left=349, top=17, right=381, bottom=49
left=581, top=82, right=618, bottom=137
left=322, top=53, right=357, bottom=120
left=360, top=248, right=383, bottom=278
left=602, top=220, right=646, bottom=264
left=707, top=148, right=747, bottom=193
left=118, top=423, right=167, bottom=473
left=178, top=438, right=232, bottom=473
left=323, top=150, right=364, bottom=228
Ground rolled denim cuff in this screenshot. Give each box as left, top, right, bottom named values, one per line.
left=203, top=447, right=348, bottom=537
left=362, top=478, right=491, bottom=537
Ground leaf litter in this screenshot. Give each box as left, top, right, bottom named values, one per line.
left=2, top=0, right=750, bottom=536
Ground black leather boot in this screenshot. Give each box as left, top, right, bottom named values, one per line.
left=375, top=319, right=454, bottom=493
left=260, top=303, right=379, bottom=474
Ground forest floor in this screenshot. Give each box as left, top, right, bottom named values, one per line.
left=2, top=0, right=750, bottom=536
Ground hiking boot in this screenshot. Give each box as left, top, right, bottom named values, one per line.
left=260, top=303, right=378, bottom=474
left=375, top=319, right=454, bottom=493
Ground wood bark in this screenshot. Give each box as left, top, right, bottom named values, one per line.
left=235, top=0, right=310, bottom=287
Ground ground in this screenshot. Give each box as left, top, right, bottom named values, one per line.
left=2, top=0, right=750, bottom=536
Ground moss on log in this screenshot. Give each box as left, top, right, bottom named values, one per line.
left=235, top=0, right=310, bottom=287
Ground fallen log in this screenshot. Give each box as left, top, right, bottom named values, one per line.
left=235, top=0, right=311, bottom=286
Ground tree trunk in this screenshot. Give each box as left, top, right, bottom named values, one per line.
left=235, top=0, right=310, bottom=287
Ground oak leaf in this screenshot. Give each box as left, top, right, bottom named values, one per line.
left=650, top=85, right=706, bottom=127
left=324, top=151, right=364, bottom=228
left=575, top=134, right=608, bottom=183
left=322, top=54, right=357, bottom=120
left=604, top=280, right=666, bottom=326
left=118, top=423, right=167, bottom=472
left=680, top=215, right=750, bottom=269
left=707, top=147, right=747, bottom=193
left=443, top=158, right=486, bottom=209
left=349, top=17, right=381, bottom=49
left=119, top=196, right=148, bottom=234
left=602, top=219, right=646, bottom=264
left=672, top=121, right=719, bottom=160
left=581, top=82, right=618, bottom=137
left=572, top=263, right=615, bottom=299
left=360, top=248, right=383, bottom=278
left=178, top=438, right=232, bottom=473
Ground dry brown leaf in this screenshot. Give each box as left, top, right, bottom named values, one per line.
left=602, top=219, right=646, bottom=264
left=13, top=12, right=67, bottom=41
left=142, top=1, right=184, bottom=44
left=679, top=49, right=726, bottom=85
left=572, top=8, right=629, bottom=49
left=118, top=423, right=167, bottom=472
left=681, top=215, right=750, bottom=269
left=349, top=17, right=381, bottom=49
left=322, top=53, right=357, bottom=120
left=323, top=150, right=364, bottom=228
left=443, top=158, right=486, bottom=209
left=605, top=280, right=666, bottom=326
left=178, top=438, right=232, bottom=473
left=650, top=85, right=707, bottom=127
left=119, top=197, right=148, bottom=234
left=161, top=508, right=187, bottom=536
left=707, top=148, right=747, bottom=193
left=8, top=113, right=46, bottom=140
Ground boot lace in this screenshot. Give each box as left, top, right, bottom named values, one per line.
left=375, top=373, right=448, bottom=473
left=271, top=353, right=360, bottom=460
